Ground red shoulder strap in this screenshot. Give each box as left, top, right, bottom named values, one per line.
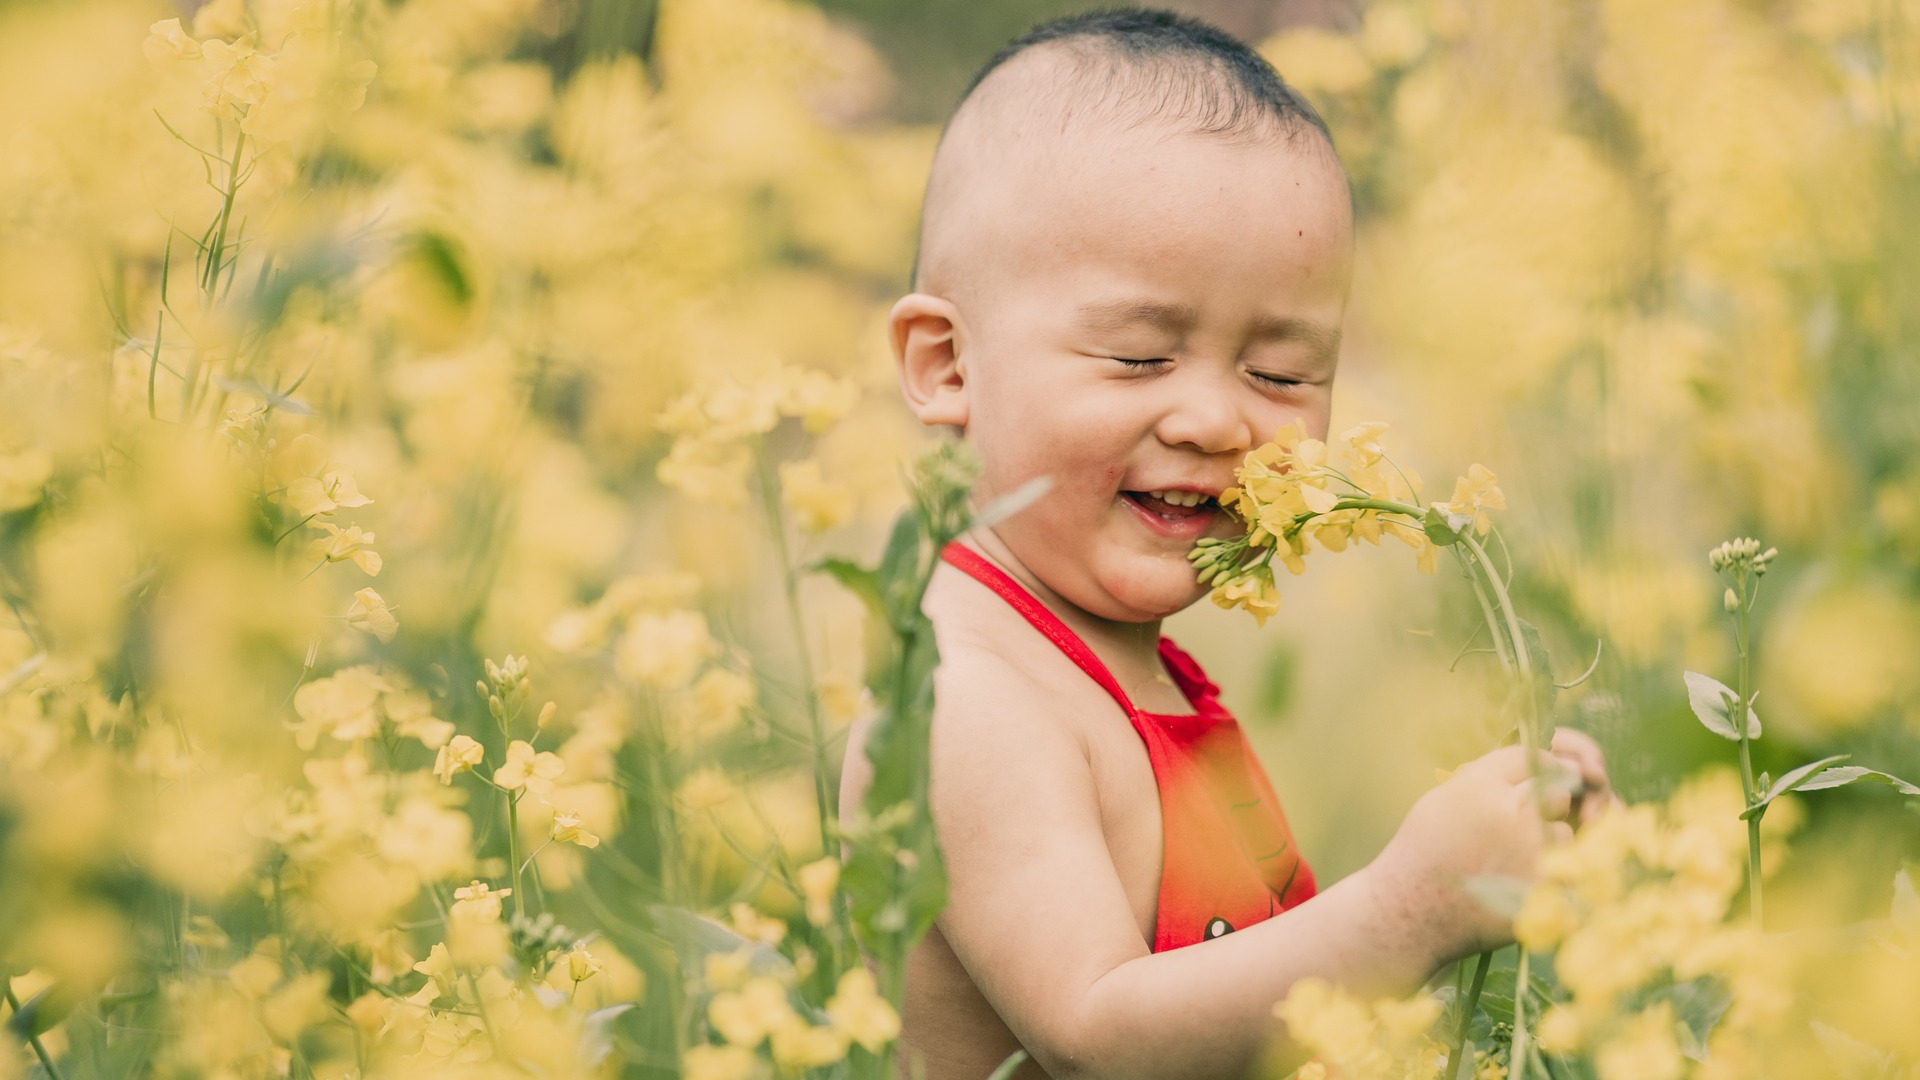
left=939, top=542, right=1137, bottom=715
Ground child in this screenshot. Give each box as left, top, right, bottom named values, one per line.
left=840, top=10, right=1614, bottom=1079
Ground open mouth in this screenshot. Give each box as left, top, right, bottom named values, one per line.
left=1120, top=489, right=1223, bottom=537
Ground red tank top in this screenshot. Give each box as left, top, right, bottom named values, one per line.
left=941, top=543, right=1318, bottom=952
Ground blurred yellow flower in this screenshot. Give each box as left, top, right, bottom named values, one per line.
left=143, top=18, right=202, bottom=68
left=709, top=976, right=798, bottom=1047
left=677, top=767, right=739, bottom=811
left=306, top=522, right=382, bottom=576
left=190, top=0, right=248, bottom=40
left=826, top=967, right=899, bottom=1053
left=450, top=880, right=511, bottom=923
left=565, top=941, right=602, bottom=983
left=551, top=807, right=600, bottom=849
left=780, top=458, right=854, bottom=533
left=729, top=902, right=787, bottom=945
left=684, top=1044, right=758, bottom=1080
left=798, top=856, right=838, bottom=927
left=615, top=609, right=718, bottom=689
left=434, top=734, right=484, bottom=783
left=345, top=586, right=398, bottom=643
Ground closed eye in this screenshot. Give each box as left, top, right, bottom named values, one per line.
left=1251, top=371, right=1304, bottom=390
left=1112, top=357, right=1172, bottom=369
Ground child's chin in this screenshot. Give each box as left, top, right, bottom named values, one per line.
left=1101, top=570, right=1212, bottom=622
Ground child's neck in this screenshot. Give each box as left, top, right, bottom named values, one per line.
left=958, top=530, right=1167, bottom=682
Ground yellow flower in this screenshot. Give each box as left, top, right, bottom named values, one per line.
left=291, top=665, right=387, bottom=747
left=705, top=947, right=753, bottom=991
left=551, top=808, right=600, bottom=848
left=1592, top=1001, right=1685, bottom=1080
left=190, top=0, right=248, bottom=40
left=199, top=36, right=275, bottom=117
left=798, top=857, right=839, bottom=927
left=143, top=19, right=202, bottom=69
left=450, top=880, right=511, bottom=923
left=345, top=587, right=398, bottom=643
left=383, top=686, right=448, bottom=745
left=677, top=767, right=738, bottom=811
left=306, top=522, right=382, bottom=576
left=683, top=1044, right=758, bottom=1080
left=709, top=976, right=798, bottom=1047
left=565, top=941, right=602, bottom=983
left=615, top=609, right=718, bottom=689
left=434, top=734, right=484, bottom=783
left=1437, top=464, right=1506, bottom=536
left=826, top=967, right=900, bottom=1053
left=494, top=740, right=565, bottom=795
left=780, top=458, right=854, bottom=533
left=1211, top=566, right=1281, bottom=626
left=1514, top=884, right=1580, bottom=951
left=729, top=902, right=787, bottom=945
left=770, top=1018, right=850, bottom=1070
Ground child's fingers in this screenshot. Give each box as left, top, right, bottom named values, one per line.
left=1549, top=727, right=1612, bottom=796
left=1548, top=821, right=1574, bottom=846
left=1516, top=773, right=1574, bottom=821
left=1460, top=744, right=1554, bottom=784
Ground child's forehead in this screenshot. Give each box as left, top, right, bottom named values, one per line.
left=915, top=43, right=1347, bottom=300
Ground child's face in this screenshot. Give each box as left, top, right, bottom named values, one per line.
left=897, top=122, right=1353, bottom=623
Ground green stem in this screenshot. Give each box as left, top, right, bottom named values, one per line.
left=754, top=450, right=835, bottom=861
left=3, top=983, right=66, bottom=1080
left=1734, top=573, right=1763, bottom=927
left=1444, top=951, right=1492, bottom=1080
left=1513, top=948, right=1534, bottom=1079
left=507, top=791, right=525, bottom=922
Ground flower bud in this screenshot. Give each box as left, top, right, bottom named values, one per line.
left=536, top=701, right=557, bottom=730
left=1723, top=588, right=1739, bottom=613
left=476, top=679, right=490, bottom=700
left=488, top=694, right=503, bottom=719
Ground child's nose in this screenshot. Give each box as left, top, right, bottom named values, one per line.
left=1154, top=372, right=1255, bottom=456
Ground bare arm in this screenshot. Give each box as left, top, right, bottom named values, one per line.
left=924, top=661, right=1598, bottom=1080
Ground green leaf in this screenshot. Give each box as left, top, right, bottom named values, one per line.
left=1422, top=506, right=1463, bottom=546
left=1683, top=671, right=1759, bottom=740
left=816, top=557, right=887, bottom=623
left=1796, top=766, right=1920, bottom=796
left=580, top=1004, right=635, bottom=1067
left=876, top=510, right=921, bottom=603
left=1740, top=754, right=1851, bottom=820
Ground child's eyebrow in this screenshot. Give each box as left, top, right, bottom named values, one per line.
left=1074, top=298, right=1342, bottom=358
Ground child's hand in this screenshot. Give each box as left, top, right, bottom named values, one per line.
left=1372, top=733, right=1609, bottom=958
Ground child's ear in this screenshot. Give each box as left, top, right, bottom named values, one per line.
left=888, top=293, right=968, bottom=428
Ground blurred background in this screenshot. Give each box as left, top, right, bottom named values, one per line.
left=1, top=0, right=1917, bottom=1072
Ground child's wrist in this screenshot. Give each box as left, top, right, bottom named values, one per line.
left=1351, top=855, right=1457, bottom=976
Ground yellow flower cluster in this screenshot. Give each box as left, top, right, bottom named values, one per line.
left=657, top=364, right=859, bottom=509
left=700, top=961, right=900, bottom=1074
left=1272, top=976, right=1446, bottom=1080
left=1195, top=421, right=1505, bottom=625
left=1515, top=770, right=1796, bottom=1079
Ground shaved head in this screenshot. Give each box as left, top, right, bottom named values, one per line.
left=912, top=9, right=1344, bottom=301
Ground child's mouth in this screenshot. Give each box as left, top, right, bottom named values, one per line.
left=1120, top=490, right=1222, bottom=538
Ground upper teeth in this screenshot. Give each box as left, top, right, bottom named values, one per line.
left=1149, top=490, right=1209, bottom=508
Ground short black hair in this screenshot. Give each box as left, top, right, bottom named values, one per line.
left=956, top=7, right=1334, bottom=146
